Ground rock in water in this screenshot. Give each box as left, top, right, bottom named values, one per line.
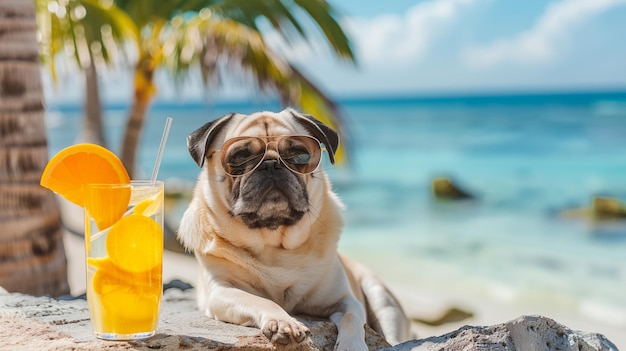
left=431, top=177, right=474, bottom=200
left=592, top=197, right=626, bottom=219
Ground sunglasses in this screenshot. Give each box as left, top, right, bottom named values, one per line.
left=217, top=135, right=327, bottom=177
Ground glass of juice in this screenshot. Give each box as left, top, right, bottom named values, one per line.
left=84, top=180, right=164, bottom=340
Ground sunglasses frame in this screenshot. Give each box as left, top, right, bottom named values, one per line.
left=217, top=134, right=327, bottom=177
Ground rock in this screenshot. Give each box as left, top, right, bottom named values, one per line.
left=559, top=196, right=626, bottom=221
left=431, top=177, right=474, bottom=200
left=383, top=315, right=618, bottom=351
left=591, top=197, right=626, bottom=219
left=411, top=306, right=474, bottom=326
left=0, top=287, right=390, bottom=351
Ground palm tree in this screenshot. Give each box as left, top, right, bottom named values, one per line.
left=0, top=0, right=69, bottom=297
left=39, top=0, right=355, bottom=177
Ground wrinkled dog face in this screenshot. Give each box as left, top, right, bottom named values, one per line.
left=187, top=108, right=339, bottom=230
left=230, top=151, right=309, bottom=230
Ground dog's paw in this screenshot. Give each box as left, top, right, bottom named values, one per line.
left=261, top=317, right=310, bottom=345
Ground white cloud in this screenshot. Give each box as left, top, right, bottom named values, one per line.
left=464, top=0, right=626, bottom=68
left=263, top=0, right=477, bottom=68
left=346, top=0, right=477, bottom=66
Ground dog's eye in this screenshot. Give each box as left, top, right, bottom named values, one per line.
left=281, top=147, right=311, bottom=165
left=227, top=150, right=262, bottom=168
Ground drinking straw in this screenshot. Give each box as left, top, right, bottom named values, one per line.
left=151, top=117, right=173, bottom=182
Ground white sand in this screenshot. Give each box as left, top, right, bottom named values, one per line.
left=63, top=230, right=625, bottom=349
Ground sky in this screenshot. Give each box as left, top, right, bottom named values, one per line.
left=284, top=0, right=626, bottom=97
left=44, top=0, right=626, bottom=103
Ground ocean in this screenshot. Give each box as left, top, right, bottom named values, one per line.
left=45, top=90, right=626, bottom=329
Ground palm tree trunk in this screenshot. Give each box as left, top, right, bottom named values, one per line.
left=0, top=0, right=69, bottom=296
left=77, top=55, right=106, bottom=146
left=121, top=54, right=156, bottom=178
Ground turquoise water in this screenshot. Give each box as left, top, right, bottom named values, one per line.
left=45, top=90, right=626, bottom=326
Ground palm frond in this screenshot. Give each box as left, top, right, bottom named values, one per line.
left=292, top=0, right=354, bottom=61
left=199, top=0, right=355, bottom=62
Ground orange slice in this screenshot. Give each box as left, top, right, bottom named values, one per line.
left=39, top=143, right=131, bottom=229
left=88, top=257, right=161, bottom=294
left=85, top=184, right=132, bottom=230
left=133, top=190, right=163, bottom=217
left=90, top=257, right=161, bottom=332
left=106, top=214, right=163, bottom=273
left=98, top=284, right=160, bottom=327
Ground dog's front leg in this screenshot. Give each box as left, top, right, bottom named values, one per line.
left=202, top=285, right=310, bottom=345
left=329, top=296, right=369, bottom=351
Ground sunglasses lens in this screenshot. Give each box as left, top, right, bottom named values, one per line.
left=278, top=136, right=321, bottom=174
left=221, top=137, right=265, bottom=176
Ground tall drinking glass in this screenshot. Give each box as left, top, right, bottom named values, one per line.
left=84, top=181, right=164, bottom=340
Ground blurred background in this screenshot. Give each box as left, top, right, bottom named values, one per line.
left=34, top=0, right=626, bottom=347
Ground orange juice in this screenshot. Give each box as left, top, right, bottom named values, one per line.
left=84, top=181, right=164, bottom=340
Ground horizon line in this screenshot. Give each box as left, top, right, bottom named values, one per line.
left=46, top=86, right=626, bottom=110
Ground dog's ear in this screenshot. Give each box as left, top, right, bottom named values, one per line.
left=187, top=113, right=236, bottom=168
left=288, top=109, right=340, bottom=165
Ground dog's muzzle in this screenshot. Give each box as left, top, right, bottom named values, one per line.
left=232, top=159, right=309, bottom=230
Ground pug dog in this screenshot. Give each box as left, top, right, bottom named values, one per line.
left=178, top=108, right=412, bottom=350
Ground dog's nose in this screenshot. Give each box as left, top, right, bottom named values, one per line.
left=259, top=159, right=283, bottom=172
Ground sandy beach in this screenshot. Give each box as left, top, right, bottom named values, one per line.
left=62, top=224, right=626, bottom=349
